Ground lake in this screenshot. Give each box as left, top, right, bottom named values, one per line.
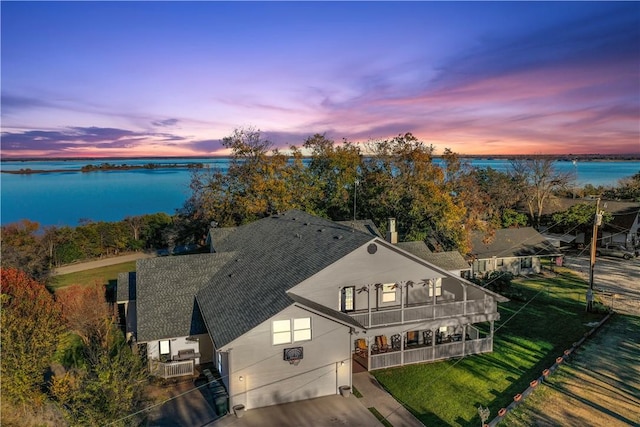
left=1, top=158, right=638, bottom=227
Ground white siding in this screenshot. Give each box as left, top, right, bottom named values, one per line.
left=223, top=305, right=351, bottom=410
left=290, top=240, right=445, bottom=311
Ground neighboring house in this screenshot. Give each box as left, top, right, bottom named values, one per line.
left=535, top=197, right=640, bottom=250
left=118, top=210, right=507, bottom=412
left=469, top=227, right=561, bottom=277
left=601, top=205, right=640, bottom=249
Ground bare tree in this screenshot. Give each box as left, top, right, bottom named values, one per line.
left=510, top=158, right=575, bottom=228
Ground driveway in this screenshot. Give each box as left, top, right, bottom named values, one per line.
left=563, top=254, right=640, bottom=315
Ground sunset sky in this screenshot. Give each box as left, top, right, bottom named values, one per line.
left=1, top=1, right=639, bottom=158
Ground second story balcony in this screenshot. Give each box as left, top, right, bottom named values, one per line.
left=340, top=278, right=501, bottom=328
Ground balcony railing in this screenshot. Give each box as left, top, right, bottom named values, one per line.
left=350, top=299, right=491, bottom=328
left=150, top=359, right=195, bottom=379
left=366, top=337, right=492, bottom=370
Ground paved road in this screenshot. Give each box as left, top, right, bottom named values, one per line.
left=52, top=252, right=155, bottom=275
left=563, top=254, right=640, bottom=315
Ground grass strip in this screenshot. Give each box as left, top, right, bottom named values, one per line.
left=352, top=385, right=363, bottom=398
left=48, top=261, right=137, bottom=291
left=368, top=407, right=394, bottom=427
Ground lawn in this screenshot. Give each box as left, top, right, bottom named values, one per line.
left=372, top=269, right=607, bottom=427
left=504, top=314, right=640, bottom=427
left=48, top=261, right=137, bottom=291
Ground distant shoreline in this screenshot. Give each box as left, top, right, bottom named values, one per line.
left=1, top=162, right=206, bottom=174
left=2, top=153, right=640, bottom=163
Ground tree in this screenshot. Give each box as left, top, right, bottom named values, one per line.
left=603, top=171, right=640, bottom=201
left=56, top=284, right=115, bottom=351
left=360, top=133, right=469, bottom=252
left=551, top=202, right=613, bottom=235
left=0, top=220, right=50, bottom=280
left=510, top=158, right=575, bottom=227
left=303, top=134, right=362, bottom=220
left=52, top=283, right=147, bottom=426
left=1, top=268, right=63, bottom=409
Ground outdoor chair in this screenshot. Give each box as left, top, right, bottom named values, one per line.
left=391, top=334, right=401, bottom=350
left=423, top=330, right=433, bottom=346
left=405, top=331, right=419, bottom=347
left=355, top=338, right=368, bottom=357
left=372, top=335, right=390, bottom=353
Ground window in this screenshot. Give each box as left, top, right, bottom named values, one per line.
left=272, top=317, right=311, bottom=345
left=341, top=286, right=355, bottom=312
left=496, top=258, right=504, bottom=267
left=428, top=279, right=442, bottom=297
left=520, top=257, right=532, bottom=269
left=159, top=340, right=170, bottom=362
left=293, top=318, right=311, bottom=342
left=272, top=320, right=291, bottom=345
left=382, top=283, right=396, bottom=303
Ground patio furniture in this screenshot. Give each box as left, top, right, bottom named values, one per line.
left=423, top=330, right=433, bottom=346
left=391, top=334, right=401, bottom=350
left=372, top=335, right=390, bottom=353
left=355, top=339, right=368, bottom=357
left=405, top=331, right=419, bottom=347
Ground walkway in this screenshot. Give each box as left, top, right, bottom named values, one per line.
left=352, top=371, right=424, bottom=427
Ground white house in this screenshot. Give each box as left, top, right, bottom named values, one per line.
left=118, top=210, right=507, bottom=413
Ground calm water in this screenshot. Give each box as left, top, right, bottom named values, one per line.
left=1, top=158, right=638, bottom=227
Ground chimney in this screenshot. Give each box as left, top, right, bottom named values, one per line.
left=386, top=218, right=398, bottom=244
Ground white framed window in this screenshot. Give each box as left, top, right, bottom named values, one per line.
left=293, top=317, right=311, bottom=342
left=272, top=317, right=312, bottom=345
left=341, top=286, right=355, bottom=312
left=382, top=283, right=396, bottom=303
left=428, top=279, right=442, bottom=297
left=272, top=320, right=291, bottom=345
left=497, top=258, right=504, bottom=267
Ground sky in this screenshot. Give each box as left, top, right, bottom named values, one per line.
left=1, top=1, right=639, bottom=158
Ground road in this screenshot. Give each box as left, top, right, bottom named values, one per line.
left=52, top=252, right=155, bottom=275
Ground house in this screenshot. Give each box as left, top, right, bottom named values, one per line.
left=118, top=210, right=507, bottom=412
left=534, top=197, right=640, bottom=251
left=469, top=227, right=561, bottom=277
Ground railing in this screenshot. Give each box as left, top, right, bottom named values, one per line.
left=350, top=299, right=490, bottom=328
left=367, top=337, right=493, bottom=370
left=150, top=359, right=194, bottom=379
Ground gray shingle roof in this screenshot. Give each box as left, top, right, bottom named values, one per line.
left=196, top=210, right=375, bottom=349
left=396, top=241, right=432, bottom=258
left=136, top=252, right=236, bottom=342
left=421, top=252, right=471, bottom=271
left=116, top=271, right=136, bottom=302
left=336, top=219, right=382, bottom=237
left=471, top=227, right=561, bottom=259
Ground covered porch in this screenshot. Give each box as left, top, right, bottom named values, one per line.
left=353, top=323, right=494, bottom=371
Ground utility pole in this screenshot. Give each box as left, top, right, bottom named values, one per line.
left=587, top=198, right=602, bottom=312
left=353, top=179, right=359, bottom=222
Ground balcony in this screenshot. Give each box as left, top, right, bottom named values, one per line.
left=349, top=298, right=495, bottom=328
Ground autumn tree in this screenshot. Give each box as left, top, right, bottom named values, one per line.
left=303, top=134, right=362, bottom=220
left=360, top=133, right=469, bottom=252
left=182, top=127, right=313, bottom=236
left=52, top=283, right=147, bottom=426
left=510, top=158, right=575, bottom=227
left=1, top=268, right=63, bottom=410
left=1, top=220, right=50, bottom=279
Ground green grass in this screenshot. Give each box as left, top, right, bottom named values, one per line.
left=372, top=269, right=606, bottom=427
left=48, top=261, right=137, bottom=291
left=352, top=385, right=363, bottom=398
left=368, top=407, right=394, bottom=427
